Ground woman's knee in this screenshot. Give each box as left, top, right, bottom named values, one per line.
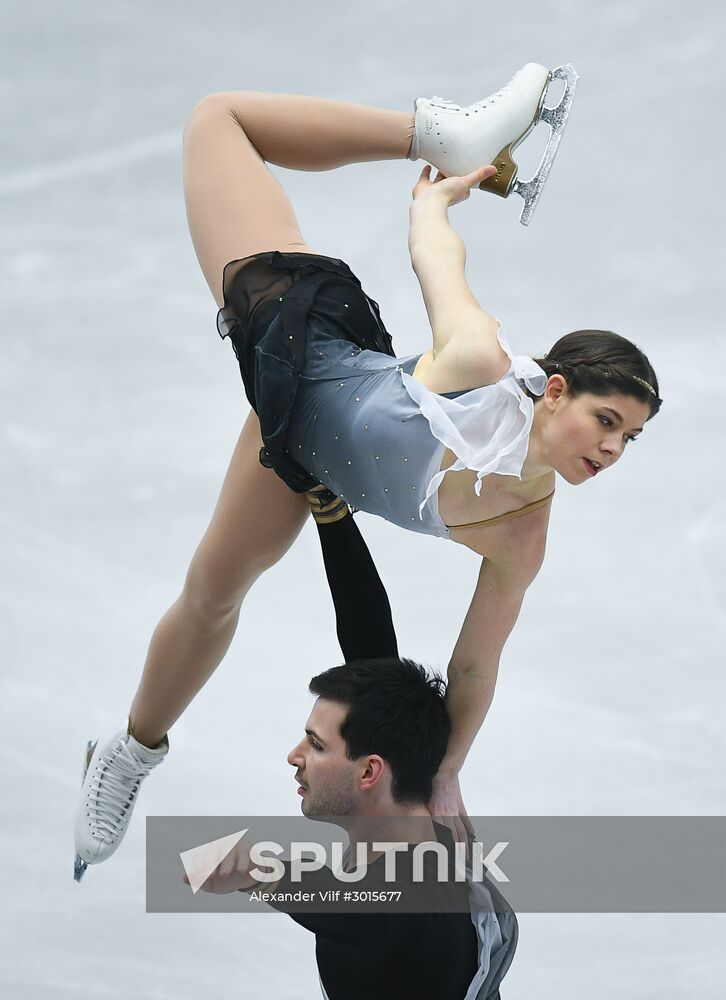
left=184, top=93, right=231, bottom=143
left=180, top=529, right=290, bottom=624
left=184, top=91, right=257, bottom=141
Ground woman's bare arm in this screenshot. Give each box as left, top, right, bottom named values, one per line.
left=439, top=510, right=549, bottom=777
left=440, top=558, right=532, bottom=775
left=408, top=168, right=510, bottom=391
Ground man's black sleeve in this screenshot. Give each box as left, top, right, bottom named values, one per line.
left=314, top=512, right=398, bottom=662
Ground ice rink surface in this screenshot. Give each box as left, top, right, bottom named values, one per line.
left=2, top=1, right=725, bottom=996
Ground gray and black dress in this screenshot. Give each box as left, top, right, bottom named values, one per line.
left=217, top=251, right=548, bottom=539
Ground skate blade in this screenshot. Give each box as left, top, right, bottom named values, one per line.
left=73, top=739, right=97, bottom=883
left=74, top=853, right=88, bottom=882
left=513, top=63, right=579, bottom=226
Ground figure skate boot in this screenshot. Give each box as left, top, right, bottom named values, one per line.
left=409, top=62, right=578, bottom=224
left=73, top=725, right=168, bottom=881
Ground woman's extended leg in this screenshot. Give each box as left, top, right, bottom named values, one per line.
left=128, top=91, right=415, bottom=744
left=128, top=411, right=309, bottom=747
left=182, top=91, right=414, bottom=303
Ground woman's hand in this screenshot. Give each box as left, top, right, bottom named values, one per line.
left=427, top=772, right=474, bottom=847
left=412, top=164, right=497, bottom=209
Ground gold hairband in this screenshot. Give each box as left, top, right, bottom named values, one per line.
left=628, top=374, right=657, bottom=397
left=552, top=362, right=656, bottom=398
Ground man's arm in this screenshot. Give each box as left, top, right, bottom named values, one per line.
left=307, top=489, right=398, bottom=662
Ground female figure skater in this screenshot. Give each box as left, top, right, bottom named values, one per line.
left=74, top=63, right=661, bottom=877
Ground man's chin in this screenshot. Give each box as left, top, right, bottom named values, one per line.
left=300, top=796, right=315, bottom=818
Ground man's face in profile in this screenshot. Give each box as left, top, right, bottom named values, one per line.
left=287, top=698, right=359, bottom=817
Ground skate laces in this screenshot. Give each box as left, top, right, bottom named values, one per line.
left=87, top=739, right=160, bottom=842
left=429, top=95, right=461, bottom=111
left=472, top=70, right=521, bottom=111
left=428, top=70, right=521, bottom=115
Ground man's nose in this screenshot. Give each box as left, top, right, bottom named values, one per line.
left=287, top=741, right=305, bottom=767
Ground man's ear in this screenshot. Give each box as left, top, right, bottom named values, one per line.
left=359, top=755, right=386, bottom=792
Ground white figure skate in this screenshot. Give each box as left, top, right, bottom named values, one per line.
left=73, top=726, right=168, bottom=881
left=409, top=62, right=579, bottom=225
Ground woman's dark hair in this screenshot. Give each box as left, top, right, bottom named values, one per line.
left=532, top=330, right=662, bottom=419
left=309, top=658, right=450, bottom=805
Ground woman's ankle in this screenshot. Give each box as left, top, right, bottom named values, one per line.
left=127, top=716, right=167, bottom=751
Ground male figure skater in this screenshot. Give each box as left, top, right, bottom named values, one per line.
left=189, top=653, right=517, bottom=999
left=187, top=496, right=518, bottom=999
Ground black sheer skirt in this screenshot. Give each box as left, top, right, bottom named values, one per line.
left=216, top=251, right=395, bottom=492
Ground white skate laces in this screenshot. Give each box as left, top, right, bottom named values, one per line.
left=410, top=62, right=579, bottom=225
left=426, top=69, right=521, bottom=115
left=73, top=727, right=168, bottom=881
left=88, top=740, right=158, bottom=838
left=427, top=96, right=461, bottom=111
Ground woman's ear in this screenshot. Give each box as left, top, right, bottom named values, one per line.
left=542, top=373, right=568, bottom=412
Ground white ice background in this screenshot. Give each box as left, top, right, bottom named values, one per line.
left=1, top=1, right=725, bottom=997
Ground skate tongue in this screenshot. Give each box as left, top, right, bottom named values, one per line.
left=126, top=732, right=168, bottom=763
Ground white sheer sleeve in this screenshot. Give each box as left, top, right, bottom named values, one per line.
left=400, top=326, right=547, bottom=519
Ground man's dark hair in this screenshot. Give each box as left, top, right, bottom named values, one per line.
left=309, top=657, right=450, bottom=805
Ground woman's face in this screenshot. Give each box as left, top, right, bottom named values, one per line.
left=538, top=378, right=652, bottom=485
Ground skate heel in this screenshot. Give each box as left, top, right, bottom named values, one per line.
left=479, top=144, right=518, bottom=198
left=478, top=71, right=549, bottom=200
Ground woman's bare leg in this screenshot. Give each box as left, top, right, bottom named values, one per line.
left=183, top=91, right=414, bottom=303
left=128, top=92, right=414, bottom=746
left=129, top=411, right=309, bottom=747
